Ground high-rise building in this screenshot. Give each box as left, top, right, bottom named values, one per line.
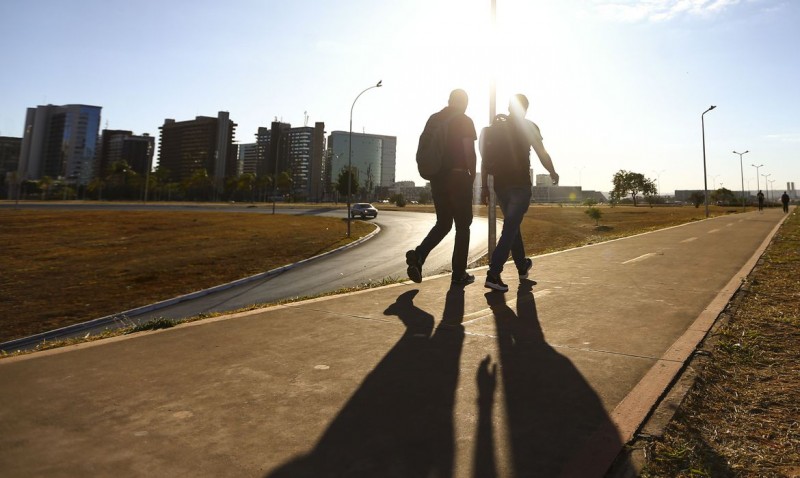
left=254, top=121, right=326, bottom=201
left=96, top=130, right=154, bottom=177
left=17, top=104, right=102, bottom=186
left=157, top=111, right=237, bottom=196
left=0, top=136, right=22, bottom=198
left=238, top=143, right=258, bottom=176
left=327, top=131, right=396, bottom=198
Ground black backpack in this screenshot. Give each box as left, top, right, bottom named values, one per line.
left=479, top=114, right=527, bottom=178
left=416, top=111, right=457, bottom=180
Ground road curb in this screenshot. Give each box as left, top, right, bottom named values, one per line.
left=598, top=211, right=793, bottom=477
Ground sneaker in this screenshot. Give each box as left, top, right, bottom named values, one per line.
left=406, top=250, right=422, bottom=283
left=451, top=273, right=475, bottom=285
left=484, top=273, right=508, bottom=292
left=518, top=258, right=533, bottom=280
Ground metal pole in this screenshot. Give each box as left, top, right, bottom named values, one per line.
left=701, top=105, right=716, bottom=218
left=348, top=80, right=382, bottom=238
left=733, top=150, right=748, bottom=212
left=752, top=163, right=763, bottom=194
left=488, top=0, right=497, bottom=258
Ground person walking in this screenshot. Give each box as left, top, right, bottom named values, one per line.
left=482, top=94, right=558, bottom=292
left=781, top=191, right=791, bottom=213
left=757, top=190, right=765, bottom=211
left=406, top=89, right=478, bottom=286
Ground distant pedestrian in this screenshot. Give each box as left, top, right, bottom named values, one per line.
left=406, top=89, right=477, bottom=286
left=757, top=190, right=765, bottom=211
left=481, top=94, right=559, bottom=292
left=781, top=191, right=791, bottom=213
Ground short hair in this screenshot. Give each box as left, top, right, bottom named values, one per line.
left=448, top=89, right=468, bottom=108
left=510, top=94, right=529, bottom=112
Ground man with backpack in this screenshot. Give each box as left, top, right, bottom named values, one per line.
left=481, top=94, right=559, bottom=292
left=406, top=89, right=478, bottom=286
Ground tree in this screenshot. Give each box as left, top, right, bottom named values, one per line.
left=336, top=167, right=358, bottom=199
left=183, top=169, right=213, bottom=201
left=711, top=187, right=736, bottom=206
left=611, top=170, right=657, bottom=207
left=689, top=191, right=705, bottom=208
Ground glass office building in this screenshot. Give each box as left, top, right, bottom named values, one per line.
left=18, top=104, right=102, bottom=185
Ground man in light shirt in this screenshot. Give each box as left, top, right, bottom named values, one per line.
left=482, top=94, right=559, bottom=292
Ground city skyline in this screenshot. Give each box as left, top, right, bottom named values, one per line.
left=1, top=0, right=797, bottom=195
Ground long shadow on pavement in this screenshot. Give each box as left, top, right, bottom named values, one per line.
left=486, top=282, right=632, bottom=477
left=265, top=288, right=466, bottom=477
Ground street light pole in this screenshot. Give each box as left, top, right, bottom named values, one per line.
left=348, top=80, right=382, bottom=238
left=762, top=173, right=771, bottom=205
left=487, top=0, right=497, bottom=259
left=701, top=105, right=716, bottom=218
left=733, top=150, right=748, bottom=212
left=752, top=163, right=763, bottom=194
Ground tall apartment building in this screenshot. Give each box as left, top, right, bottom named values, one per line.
left=1, top=136, right=22, bottom=198
left=238, top=143, right=258, bottom=176
left=96, top=130, right=154, bottom=177
left=254, top=121, right=326, bottom=201
left=158, top=111, right=237, bottom=195
left=327, top=131, right=397, bottom=197
left=17, top=104, right=102, bottom=186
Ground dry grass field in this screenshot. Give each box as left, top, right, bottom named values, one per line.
left=1, top=203, right=736, bottom=342
left=0, top=208, right=373, bottom=342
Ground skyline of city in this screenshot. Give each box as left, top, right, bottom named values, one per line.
left=1, top=0, right=798, bottom=194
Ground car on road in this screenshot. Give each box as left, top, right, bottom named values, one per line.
left=350, top=203, right=378, bottom=219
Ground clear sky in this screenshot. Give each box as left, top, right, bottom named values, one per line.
left=1, top=0, right=798, bottom=196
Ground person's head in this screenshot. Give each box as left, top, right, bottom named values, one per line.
left=509, top=94, right=529, bottom=117
left=448, top=89, right=469, bottom=113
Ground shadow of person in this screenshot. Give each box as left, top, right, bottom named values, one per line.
left=265, top=288, right=466, bottom=478
left=486, top=282, right=631, bottom=477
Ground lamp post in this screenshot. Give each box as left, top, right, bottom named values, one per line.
left=488, top=0, right=498, bottom=258
left=751, top=163, right=763, bottom=194
left=733, top=150, right=748, bottom=212
left=701, top=105, right=716, bottom=218
left=762, top=173, right=771, bottom=205
left=348, top=80, right=382, bottom=238
left=768, top=179, right=776, bottom=204
left=651, top=169, right=665, bottom=196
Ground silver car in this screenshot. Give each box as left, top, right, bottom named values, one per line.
left=350, top=203, right=378, bottom=219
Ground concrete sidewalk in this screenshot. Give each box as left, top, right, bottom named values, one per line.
left=0, top=209, right=787, bottom=477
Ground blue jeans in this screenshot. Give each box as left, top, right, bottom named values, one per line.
left=416, top=170, right=474, bottom=279
left=489, top=186, right=531, bottom=276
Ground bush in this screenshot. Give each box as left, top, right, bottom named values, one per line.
left=585, top=206, right=602, bottom=225
left=390, top=193, right=406, bottom=207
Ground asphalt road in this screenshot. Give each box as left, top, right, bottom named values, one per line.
left=1, top=202, right=490, bottom=346
left=126, top=207, right=490, bottom=323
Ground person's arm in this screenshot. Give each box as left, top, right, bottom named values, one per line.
left=463, top=137, right=477, bottom=176
left=529, top=123, right=558, bottom=185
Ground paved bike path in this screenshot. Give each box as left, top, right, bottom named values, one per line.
left=0, top=209, right=787, bottom=477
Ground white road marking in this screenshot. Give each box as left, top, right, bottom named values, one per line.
left=726, top=223, right=734, bottom=227
left=708, top=229, right=720, bottom=234
left=680, top=237, right=698, bottom=243
left=622, top=253, right=658, bottom=265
